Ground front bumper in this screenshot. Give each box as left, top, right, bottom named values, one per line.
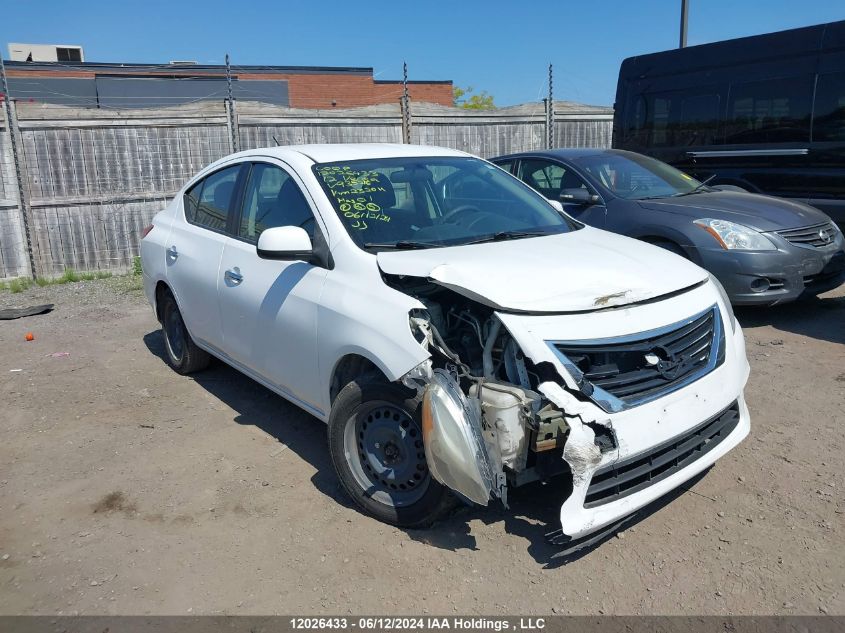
left=497, top=280, right=750, bottom=540
left=697, top=233, right=845, bottom=306
left=558, top=395, right=749, bottom=539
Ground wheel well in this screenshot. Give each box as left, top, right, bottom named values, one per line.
left=639, top=236, right=696, bottom=263
left=330, top=354, right=385, bottom=404
left=154, top=281, right=171, bottom=323
left=640, top=235, right=676, bottom=245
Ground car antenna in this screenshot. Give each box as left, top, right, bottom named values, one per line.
left=272, top=135, right=280, bottom=146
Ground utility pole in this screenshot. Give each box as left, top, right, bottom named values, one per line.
left=0, top=56, right=38, bottom=279
left=401, top=61, right=411, bottom=144
left=547, top=63, right=554, bottom=149
left=225, top=53, right=239, bottom=152
left=679, top=0, right=689, bottom=48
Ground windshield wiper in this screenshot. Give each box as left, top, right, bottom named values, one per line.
left=363, top=240, right=437, bottom=250
left=672, top=174, right=717, bottom=197
left=463, top=230, right=548, bottom=245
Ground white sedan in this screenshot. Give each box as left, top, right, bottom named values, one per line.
left=140, top=143, right=750, bottom=554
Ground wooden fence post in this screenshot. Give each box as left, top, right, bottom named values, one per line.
left=0, top=88, right=39, bottom=279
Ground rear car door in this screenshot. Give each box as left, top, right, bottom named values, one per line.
left=217, top=160, right=329, bottom=413
left=516, top=158, right=607, bottom=226
left=165, top=163, right=244, bottom=351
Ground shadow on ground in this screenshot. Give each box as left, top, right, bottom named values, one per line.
left=735, top=292, right=845, bottom=345
left=144, top=329, right=714, bottom=568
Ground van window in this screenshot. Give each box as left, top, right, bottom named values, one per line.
left=677, top=93, right=720, bottom=146
left=725, top=76, right=813, bottom=143
left=626, top=89, right=721, bottom=147
left=813, top=71, right=845, bottom=142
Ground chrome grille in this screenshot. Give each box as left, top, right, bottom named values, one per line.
left=776, top=222, right=838, bottom=248
left=549, top=305, right=725, bottom=412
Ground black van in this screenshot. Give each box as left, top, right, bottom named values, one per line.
left=613, top=20, right=845, bottom=225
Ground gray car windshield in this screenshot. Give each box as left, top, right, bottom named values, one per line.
left=572, top=152, right=705, bottom=200
left=313, top=157, right=579, bottom=250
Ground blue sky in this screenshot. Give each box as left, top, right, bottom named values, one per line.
left=2, top=0, right=843, bottom=106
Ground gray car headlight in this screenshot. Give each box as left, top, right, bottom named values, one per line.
left=708, top=273, right=737, bottom=333
left=694, top=218, right=776, bottom=251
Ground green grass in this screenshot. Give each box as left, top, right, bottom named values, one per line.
left=60, top=268, right=81, bottom=283
left=9, top=278, right=33, bottom=293
left=1, top=268, right=115, bottom=292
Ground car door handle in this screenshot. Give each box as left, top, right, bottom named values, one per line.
left=167, top=245, right=178, bottom=260
left=224, top=268, right=243, bottom=284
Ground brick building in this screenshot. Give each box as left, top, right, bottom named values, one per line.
left=0, top=59, right=454, bottom=109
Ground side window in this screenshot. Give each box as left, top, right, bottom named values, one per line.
left=519, top=159, right=587, bottom=199
left=625, top=94, right=648, bottom=145
left=191, top=165, right=241, bottom=232
left=238, top=163, right=315, bottom=242
left=726, top=76, right=813, bottom=143
left=494, top=159, right=514, bottom=173
left=677, top=93, right=720, bottom=146
left=629, top=89, right=722, bottom=147
left=184, top=180, right=202, bottom=224
left=813, top=71, right=845, bottom=142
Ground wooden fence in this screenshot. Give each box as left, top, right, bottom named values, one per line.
left=0, top=99, right=613, bottom=279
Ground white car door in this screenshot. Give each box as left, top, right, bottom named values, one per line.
left=217, top=160, right=329, bottom=414
left=165, top=163, right=245, bottom=351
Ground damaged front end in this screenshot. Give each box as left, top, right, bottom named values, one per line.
left=396, top=277, right=619, bottom=538
left=394, top=271, right=749, bottom=555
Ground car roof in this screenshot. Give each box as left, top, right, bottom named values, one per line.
left=229, top=143, right=470, bottom=164
left=493, top=148, right=629, bottom=161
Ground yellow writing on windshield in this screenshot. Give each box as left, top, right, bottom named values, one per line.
left=317, top=165, right=394, bottom=230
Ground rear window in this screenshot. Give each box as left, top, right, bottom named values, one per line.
left=186, top=165, right=241, bottom=232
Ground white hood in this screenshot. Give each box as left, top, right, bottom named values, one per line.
left=377, top=227, right=708, bottom=313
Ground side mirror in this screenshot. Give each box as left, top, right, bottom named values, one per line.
left=548, top=199, right=564, bottom=213
left=257, top=226, right=313, bottom=261
left=560, top=188, right=600, bottom=206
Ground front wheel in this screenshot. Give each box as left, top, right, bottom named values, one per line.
left=328, top=379, right=452, bottom=528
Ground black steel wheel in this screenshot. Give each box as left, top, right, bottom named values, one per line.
left=328, top=379, right=452, bottom=527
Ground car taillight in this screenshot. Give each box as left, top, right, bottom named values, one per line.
left=141, top=224, right=154, bottom=239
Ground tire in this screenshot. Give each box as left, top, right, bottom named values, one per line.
left=328, top=379, right=452, bottom=528
left=160, top=290, right=211, bottom=375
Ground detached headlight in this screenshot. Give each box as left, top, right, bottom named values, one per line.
left=708, top=273, right=737, bottom=333
left=694, top=218, right=776, bottom=250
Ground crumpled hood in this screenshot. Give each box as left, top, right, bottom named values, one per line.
left=637, top=190, right=830, bottom=232
left=377, top=227, right=708, bottom=313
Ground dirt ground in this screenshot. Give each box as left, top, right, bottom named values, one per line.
left=0, top=276, right=842, bottom=616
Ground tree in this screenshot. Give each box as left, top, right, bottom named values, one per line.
left=453, top=85, right=495, bottom=110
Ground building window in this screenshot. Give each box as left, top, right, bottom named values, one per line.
left=56, top=48, right=82, bottom=62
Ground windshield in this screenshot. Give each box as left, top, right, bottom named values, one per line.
left=312, top=156, right=579, bottom=250
left=571, top=152, right=704, bottom=200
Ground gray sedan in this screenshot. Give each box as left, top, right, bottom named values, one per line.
left=492, top=149, right=845, bottom=305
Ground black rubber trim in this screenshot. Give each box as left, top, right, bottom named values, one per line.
left=584, top=400, right=740, bottom=508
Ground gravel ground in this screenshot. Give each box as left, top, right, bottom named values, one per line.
left=0, top=276, right=842, bottom=616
